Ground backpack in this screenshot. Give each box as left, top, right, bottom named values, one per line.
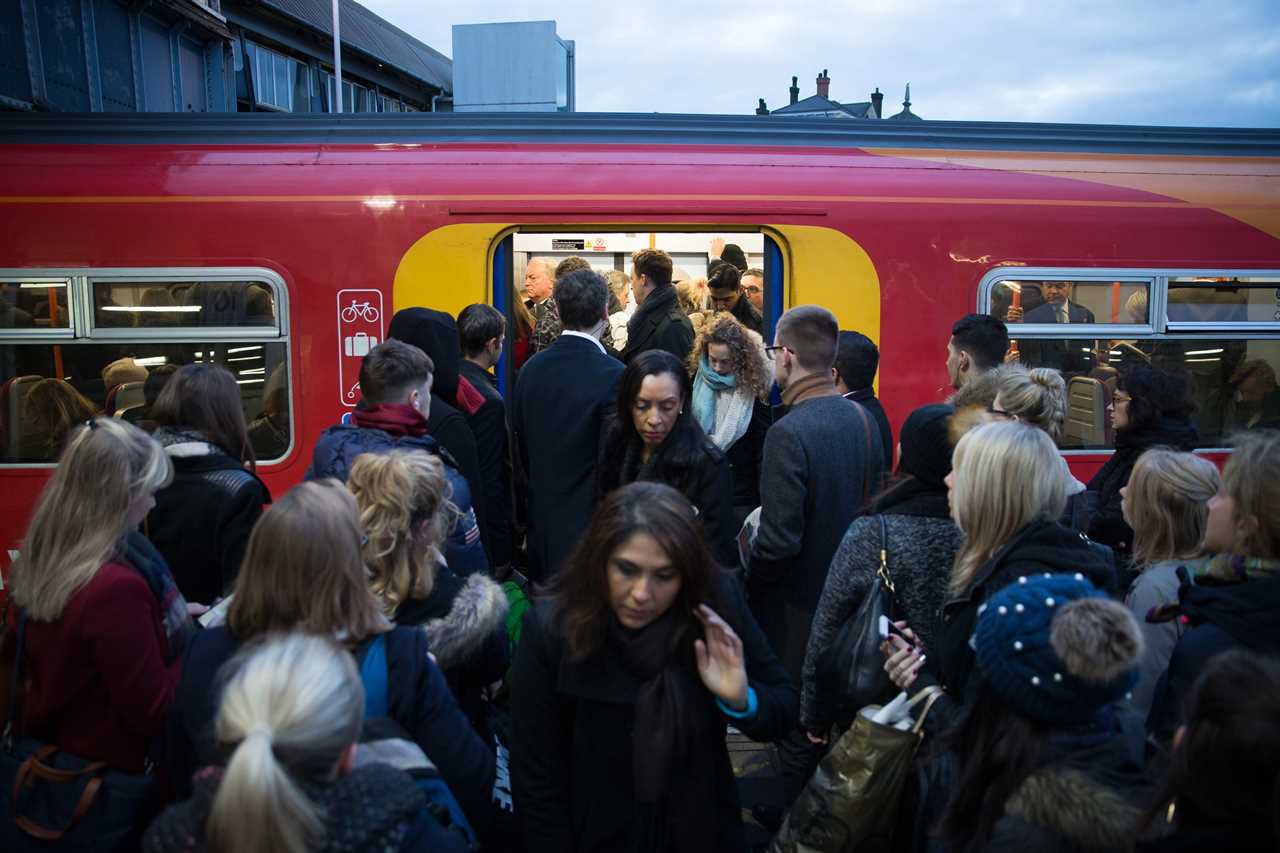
left=358, top=634, right=478, bottom=850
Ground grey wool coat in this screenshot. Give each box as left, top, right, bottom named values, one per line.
left=745, top=394, right=885, bottom=681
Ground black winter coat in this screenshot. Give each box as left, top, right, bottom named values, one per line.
left=725, top=400, right=771, bottom=516
left=912, top=520, right=1117, bottom=734
left=1084, top=416, right=1197, bottom=568
left=621, top=284, right=695, bottom=365
left=844, top=388, right=893, bottom=471
left=395, top=567, right=510, bottom=733
left=459, top=359, right=515, bottom=567
left=597, top=415, right=737, bottom=568
left=509, top=573, right=797, bottom=853
left=146, top=435, right=269, bottom=606
left=389, top=308, right=492, bottom=562
left=166, top=625, right=496, bottom=828
left=981, top=716, right=1148, bottom=853
left=1146, top=570, right=1280, bottom=743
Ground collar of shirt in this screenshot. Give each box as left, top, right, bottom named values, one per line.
left=561, top=329, right=607, bottom=354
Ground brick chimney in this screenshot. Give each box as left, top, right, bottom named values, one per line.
left=789, top=76, right=799, bottom=105
left=756, top=98, right=769, bottom=115
left=871, top=87, right=883, bottom=118
left=816, top=69, right=830, bottom=100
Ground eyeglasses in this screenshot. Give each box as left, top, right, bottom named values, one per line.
left=743, top=285, right=763, bottom=295
left=764, top=345, right=792, bottom=356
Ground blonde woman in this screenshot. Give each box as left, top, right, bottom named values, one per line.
left=7, top=417, right=193, bottom=774
left=144, top=633, right=468, bottom=853
left=880, top=421, right=1116, bottom=732
left=605, top=269, right=632, bottom=350
left=1148, top=429, right=1280, bottom=742
left=166, top=480, right=496, bottom=828
left=347, top=450, right=509, bottom=729
left=1118, top=449, right=1219, bottom=714
left=992, top=364, right=1092, bottom=528
left=686, top=313, right=772, bottom=526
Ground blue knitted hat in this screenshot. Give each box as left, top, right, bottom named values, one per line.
left=974, top=573, right=1142, bottom=726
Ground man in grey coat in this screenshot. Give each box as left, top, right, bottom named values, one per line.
left=746, top=304, right=885, bottom=814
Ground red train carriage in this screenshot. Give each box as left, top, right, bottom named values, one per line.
left=1, top=113, right=1278, bottom=582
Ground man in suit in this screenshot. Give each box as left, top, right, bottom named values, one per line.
left=833, top=330, right=893, bottom=468
left=620, top=248, right=695, bottom=364
left=457, top=303, right=515, bottom=573
left=513, top=270, right=624, bottom=581
left=1017, top=280, right=1095, bottom=324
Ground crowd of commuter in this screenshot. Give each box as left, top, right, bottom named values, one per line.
left=1, top=245, right=1278, bottom=853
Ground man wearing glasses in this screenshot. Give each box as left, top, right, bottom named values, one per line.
left=741, top=268, right=765, bottom=314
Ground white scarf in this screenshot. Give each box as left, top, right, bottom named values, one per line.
left=707, top=386, right=755, bottom=450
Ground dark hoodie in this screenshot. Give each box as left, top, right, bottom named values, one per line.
left=389, top=308, right=491, bottom=561
left=913, top=519, right=1117, bottom=733
left=1147, top=567, right=1280, bottom=743
left=1085, top=416, right=1198, bottom=570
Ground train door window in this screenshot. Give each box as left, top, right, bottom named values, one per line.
left=495, top=230, right=781, bottom=395
left=0, top=270, right=291, bottom=466
left=980, top=268, right=1280, bottom=452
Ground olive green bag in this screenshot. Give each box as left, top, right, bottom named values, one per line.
left=768, top=685, right=944, bottom=853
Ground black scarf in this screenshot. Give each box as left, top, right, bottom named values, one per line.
left=607, top=609, right=720, bottom=853
left=871, top=477, right=952, bottom=519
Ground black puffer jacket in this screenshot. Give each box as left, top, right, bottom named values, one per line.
left=912, top=519, right=1117, bottom=733
left=388, top=308, right=491, bottom=561
left=146, top=428, right=269, bottom=605
left=395, top=567, right=510, bottom=733
left=1085, top=416, right=1197, bottom=568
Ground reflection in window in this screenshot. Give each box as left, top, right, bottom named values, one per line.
left=92, top=281, right=277, bottom=329
left=1013, top=337, right=1280, bottom=450
left=0, top=342, right=290, bottom=463
left=990, top=280, right=1150, bottom=326
left=1167, top=277, right=1280, bottom=324
left=0, top=281, right=70, bottom=329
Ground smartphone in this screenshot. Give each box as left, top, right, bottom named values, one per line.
left=198, top=594, right=233, bottom=628
left=878, top=615, right=911, bottom=645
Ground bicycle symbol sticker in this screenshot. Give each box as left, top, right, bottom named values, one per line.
left=336, top=289, right=385, bottom=407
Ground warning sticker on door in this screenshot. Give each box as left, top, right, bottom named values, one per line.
left=337, top=289, right=384, bottom=407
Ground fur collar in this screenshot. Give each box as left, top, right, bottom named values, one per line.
left=1003, top=766, right=1143, bottom=851
left=422, top=573, right=508, bottom=671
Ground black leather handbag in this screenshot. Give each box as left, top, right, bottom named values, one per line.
left=814, top=515, right=898, bottom=730
left=0, top=608, right=158, bottom=852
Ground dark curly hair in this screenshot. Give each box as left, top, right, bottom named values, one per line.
left=686, top=313, right=770, bottom=400
left=1116, top=366, right=1195, bottom=435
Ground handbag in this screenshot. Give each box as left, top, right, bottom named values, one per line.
left=0, top=609, right=158, bottom=852
left=813, top=515, right=897, bottom=730
left=769, top=686, right=945, bottom=853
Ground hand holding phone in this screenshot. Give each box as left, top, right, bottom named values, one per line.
left=879, top=616, right=918, bottom=649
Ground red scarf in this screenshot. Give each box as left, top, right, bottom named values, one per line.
left=352, top=403, right=429, bottom=437
left=455, top=376, right=486, bottom=417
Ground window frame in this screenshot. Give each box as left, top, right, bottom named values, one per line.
left=0, top=266, right=293, bottom=467
left=979, top=265, right=1280, bottom=455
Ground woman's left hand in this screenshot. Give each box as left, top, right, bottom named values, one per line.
left=694, top=604, right=749, bottom=711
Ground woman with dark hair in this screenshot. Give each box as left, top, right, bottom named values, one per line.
left=1138, top=650, right=1280, bottom=852
left=801, top=403, right=962, bottom=738
left=934, top=574, right=1149, bottom=853
left=509, top=482, right=796, bottom=853
left=146, top=363, right=270, bottom=605
left=23, top=377, right=99, bottom=458
left=1084, top=366, right=1198, bottom=571
left=598, top=349, right=735, bottom=566
left=687, top=313, right=772, bottom=527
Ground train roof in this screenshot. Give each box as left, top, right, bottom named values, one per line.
left=1, top=112, right=1278, bottom=157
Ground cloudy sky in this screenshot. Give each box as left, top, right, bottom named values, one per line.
left=359, top=0, right=1279, bottom=127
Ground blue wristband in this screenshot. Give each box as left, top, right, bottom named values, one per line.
left=717, top=686, right=758, bottom=719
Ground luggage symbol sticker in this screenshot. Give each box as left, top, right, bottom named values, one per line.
left=336, top=289, right=385, bottom=407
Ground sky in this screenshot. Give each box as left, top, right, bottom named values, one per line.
left=359, top=0, right=1280, bottom=127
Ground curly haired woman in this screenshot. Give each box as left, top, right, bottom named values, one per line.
left=686, top=313, right=772, bottom=527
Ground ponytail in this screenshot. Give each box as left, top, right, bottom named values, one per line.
left=206, top=633, right=363, bottom=853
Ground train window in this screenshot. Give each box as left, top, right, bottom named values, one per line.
left=0, top=269, right=291, bottom=466
left=989, top=279, right=1152, bottom=327
left=1, top=280, right=71, bottom=330
left=981, top=268, right=1280, bottom=452
left=92, top=280, right=277, bottom=330
left=1167, top=276, right=1280, bottom=326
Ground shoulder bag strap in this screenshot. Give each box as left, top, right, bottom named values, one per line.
left=851, top=400, right=876, bottom=504
left=876, top=515, right=897, bottom=620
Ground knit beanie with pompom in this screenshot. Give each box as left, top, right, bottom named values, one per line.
left=974, top=573, right=1143, bottom=726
